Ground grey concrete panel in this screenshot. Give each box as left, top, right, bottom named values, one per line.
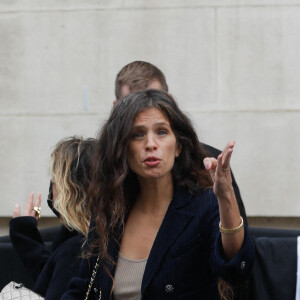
left=217, top=7, right=300, bottom=111
left=189, top=110, right=300, bottom=216
left=0, top=114, right=104, bottom=216
left=0, top=11, right=116, bottom=115
left=0, top=8, right=216, bottom=114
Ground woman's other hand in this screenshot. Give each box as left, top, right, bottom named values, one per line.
left=203, top=141, right=235, bottom=201
left=13, top=192, right=42, bottom=220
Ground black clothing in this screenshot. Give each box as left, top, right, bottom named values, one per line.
left=9, top=217, right=83, bottom=299
left=201, top=143, right=247, bottom=225
left=62, top=187, right=254, bottom=299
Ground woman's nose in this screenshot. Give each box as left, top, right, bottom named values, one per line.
left=145, top=134, right=157, bottom=151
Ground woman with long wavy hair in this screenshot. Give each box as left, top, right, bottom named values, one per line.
left=63, top=90, right=254, bottom=300
left=9, top=137, right=95, bottom=299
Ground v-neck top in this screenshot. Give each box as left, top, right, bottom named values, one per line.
left=113, top=253, right=148, bottom=300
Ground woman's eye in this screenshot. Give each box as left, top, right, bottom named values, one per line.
left=158, top=130, right=167, bottom=136
left=133, top=132, right=144, bottom=139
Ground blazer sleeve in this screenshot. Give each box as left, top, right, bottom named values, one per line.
left=9, top=216, right=52, bottom=280
left=34, top=234, right=83, bottom=300
left=211, top=226, right=255, bottom=284
left=207, top=193, right=255, bottom=285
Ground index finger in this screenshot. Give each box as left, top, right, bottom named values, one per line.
left=221, top=141, right=235, bottom=168
left=222, top=140, right=235, bottom=154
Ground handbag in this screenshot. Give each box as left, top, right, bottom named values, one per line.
left=0, top=281, right=44, bottom=300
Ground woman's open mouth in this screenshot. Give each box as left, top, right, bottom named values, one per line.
left=144, top=156, right=161, bottom=167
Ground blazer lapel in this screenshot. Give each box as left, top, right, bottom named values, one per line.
left=141, top=188, right=194, bottom=294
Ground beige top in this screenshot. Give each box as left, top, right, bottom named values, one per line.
left=113, top=253, right=148, bottom=300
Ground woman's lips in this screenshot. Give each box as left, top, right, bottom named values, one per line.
left=144, top=156, right=161, bottom=167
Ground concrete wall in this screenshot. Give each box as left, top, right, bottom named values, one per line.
left=0, top=1, right=299, bottom=229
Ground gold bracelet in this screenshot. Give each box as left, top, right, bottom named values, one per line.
left=219, top=216, right=244, bottom=234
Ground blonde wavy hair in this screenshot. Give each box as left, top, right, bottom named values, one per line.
left=50, top=136, right=95, bottom=236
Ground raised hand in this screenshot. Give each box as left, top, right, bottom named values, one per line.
left=13, top=192, right=42, bottom=220
left=203, top=141, right=235, bottom=200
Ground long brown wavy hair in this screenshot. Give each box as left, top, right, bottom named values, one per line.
left=89, top=90, right=233, bottom=299
left=88, top=90, right=211, bottom=254
left=50, top=136, right=96, bottom=236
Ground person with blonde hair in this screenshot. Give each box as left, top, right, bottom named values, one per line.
left=9, top=136, right=95, bottom=299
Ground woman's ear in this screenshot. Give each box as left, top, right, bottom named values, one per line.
left=175, top=142, right=182, bottom=157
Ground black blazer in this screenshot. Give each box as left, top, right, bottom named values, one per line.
left=62, top=187, right=254, bottom=300
left=9, top=217, right=83, bottom=299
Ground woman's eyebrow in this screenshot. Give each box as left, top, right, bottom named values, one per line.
left=131, top=122, right=170, bottom=130
left=131, top=125, right=146, bottom=130
left=153, top=121, right=170, bottom=127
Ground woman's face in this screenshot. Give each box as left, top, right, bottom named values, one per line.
left=127, top=107, right=181, bottom=182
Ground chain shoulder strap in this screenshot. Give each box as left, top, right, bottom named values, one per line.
left=84, top=254, right=101, bottom=300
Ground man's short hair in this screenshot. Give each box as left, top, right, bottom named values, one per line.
left=115, top=61, right=168, bottom=100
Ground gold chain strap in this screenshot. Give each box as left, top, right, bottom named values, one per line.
left=84, top=254, right=101, bottom=300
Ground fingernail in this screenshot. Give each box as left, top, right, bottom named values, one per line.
left=14, top=204, right=19, bottom=209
